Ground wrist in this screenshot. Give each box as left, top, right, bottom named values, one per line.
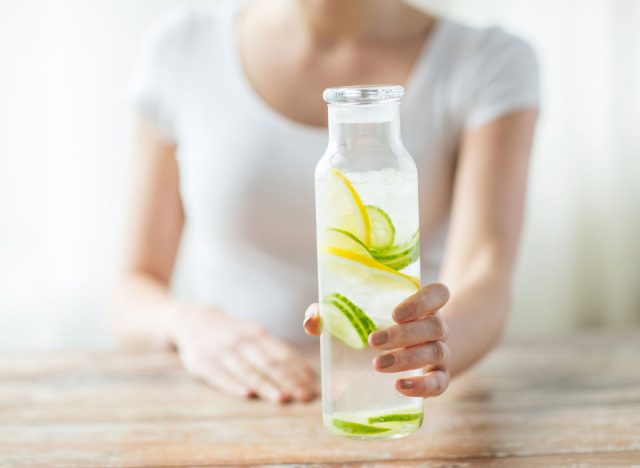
left=165, top=301, right=226, bottom=346
left=157, top=299, right=192, bottom=347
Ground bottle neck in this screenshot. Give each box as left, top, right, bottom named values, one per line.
left=327, top=103, right=402, bottom=150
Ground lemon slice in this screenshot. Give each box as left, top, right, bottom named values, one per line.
left=327, top=168, right=371, bottom=246
left=366, top=205, right=395, bottom=250
left=322, top=246, right=421, bottom=291
left=321, top=228, right=372, bottom=258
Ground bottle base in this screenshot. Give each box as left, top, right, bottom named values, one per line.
left=323, top=409, right=423, bottom=441
left=327, top=426, right=421, bottom=441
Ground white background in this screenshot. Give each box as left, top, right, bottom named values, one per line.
left=1, top=0, right=639, bottom=349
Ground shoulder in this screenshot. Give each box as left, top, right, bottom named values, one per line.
left=434, top=19, right=540, bottom=130
left=129, top=4, right=232, bottom=139
left=442, top=19, right=539, bottom=76
left=138, top=3, right=229, bottom=65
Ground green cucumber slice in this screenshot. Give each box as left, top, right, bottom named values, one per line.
left=332, top=418, right=391, bottom=435
left=368, top=412, right=423, bottom=424
left=322, top=293, right=376, bottom=350
left=331, top=293, right=377, bottom=337
left=378, top=247, right=419, bottom=271
left=323, top=228, right=371, bottom=258
left=322, top=301, right=365, bottom=350
left=366, top=205, right=395, bottom=250
left=371, top=230, right=420, bottom=271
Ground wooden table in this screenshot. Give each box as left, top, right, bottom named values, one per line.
left=1, top=332, right=639, bottom=467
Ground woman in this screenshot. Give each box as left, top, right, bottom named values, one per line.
left=116, top=0, right=539, bottom=403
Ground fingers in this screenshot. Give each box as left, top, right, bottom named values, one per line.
left=257, top=334, right=316, bottom=380
left=220, top=353, right=289, bottom=404
left=240, top=339, right=318, bottom=403
left=393, top=283, right=450, bottom=323
left=195, top=362, right=254, bottom=399
left=266, top=362, right=317, bottom=402
left=395, top=368, right=450, bottom=398
left=369, top=314, right=449, bottom=350
left=373, top=341, right=449, bottom=373
left=259, top=336, right=318, bottom=400
left=303, top=303, right=321, bottom=336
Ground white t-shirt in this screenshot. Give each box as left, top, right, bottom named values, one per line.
left=130, top=1, right=539, bottom=341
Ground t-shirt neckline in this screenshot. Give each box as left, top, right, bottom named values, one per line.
left=223, top=1, right=449, bottom=136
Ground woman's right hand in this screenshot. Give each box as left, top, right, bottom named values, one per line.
left=173, top=305, right=318, bottom=404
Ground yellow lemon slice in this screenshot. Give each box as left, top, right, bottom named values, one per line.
left=327, top=168, right=371, bottom=246
left=322, top=246, right=421, bottom=291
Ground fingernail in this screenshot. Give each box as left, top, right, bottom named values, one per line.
left=377, top=354, right=395, bottom=369
left=394, top=307, right=411, bottom=322
left=370, top=330, right=389, bottom=346
left=304, top=304, right=318, bottom=321
left=299, top=388, right=316, bottom=402
left=399, top=379, right=414, bottom=389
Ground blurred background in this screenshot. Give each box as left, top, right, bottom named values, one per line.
left=1, top=0, right=638, bottom=349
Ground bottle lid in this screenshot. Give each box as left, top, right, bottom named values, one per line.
left=323, top=85, right=405, bottom=105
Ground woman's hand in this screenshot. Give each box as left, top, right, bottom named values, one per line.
left=175, top=305, right=318, bottom=404
left=304, top=283, right=451, bottom=398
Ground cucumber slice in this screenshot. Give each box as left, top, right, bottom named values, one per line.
left=322, top=301, right=364, bottom=349
left=371, top=230, right=420, bottom=271
left=366, top=205, right=395, bottom=250
left=322, top=293, right=376, bottom=350
left=371, top=231, right=418, bottom=258
left=322, top=228, right=371, bottom=258
left=376, top=246, right=419, bottom=271
left=368, top=412, right=423, bottom=424
left=332, top=418, right=391, bottom=435
left=332, top=293, right=377, bottom=337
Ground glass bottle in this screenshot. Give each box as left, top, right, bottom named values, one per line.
left=315, top=85, right=423, bottom=439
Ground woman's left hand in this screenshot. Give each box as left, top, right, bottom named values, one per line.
left=304, top=283, right=451, bottom=398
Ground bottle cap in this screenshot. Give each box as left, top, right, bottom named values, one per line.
left=323, top=85, right=405, bottom=105
left=324, top=86, right=403, bottom=123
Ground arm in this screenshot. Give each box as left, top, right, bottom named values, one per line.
left=113, top=117, right=185, bottom=349
left=304, top=109, right=539, bottom=394
left=440, top=108, right=538, bottom=376
left=114, top=118, right=317, bottom=402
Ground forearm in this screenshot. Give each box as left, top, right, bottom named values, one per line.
left=113, top=271, right=184, bottom=349
left=440, top=269, right=511, bottom=377
left=436, top=111, right=537, bottom=376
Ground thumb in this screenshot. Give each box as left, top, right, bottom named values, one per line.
left=303, top=303, right=321, bottom=336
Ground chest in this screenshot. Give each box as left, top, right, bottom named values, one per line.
left=240, top=38, right=427, bottom=128
left=176, top=106, right=325, bottom=269
left=173, top=29, right=460, bottom=266
left=177, top=94, right=456, bottom=269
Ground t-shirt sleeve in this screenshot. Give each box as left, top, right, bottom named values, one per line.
left=128, top=7, right=190, bottom=141
left=463, top=30, right=540, bottom=130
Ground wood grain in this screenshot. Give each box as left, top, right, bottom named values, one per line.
left=1, top=332, right=639, bottom=467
